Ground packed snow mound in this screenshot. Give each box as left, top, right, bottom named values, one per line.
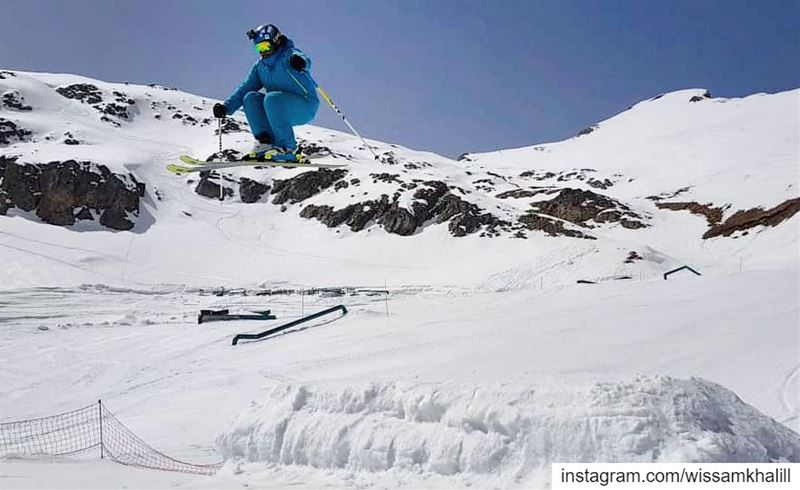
left=217, top=376, right=800, bottom=483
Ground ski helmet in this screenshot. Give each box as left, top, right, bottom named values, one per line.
left=246, top=24, right=284, bottom=56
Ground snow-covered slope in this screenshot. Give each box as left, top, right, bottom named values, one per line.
left=1, top=70, right=798, bottom=488
left=1, top=71, right=798, bottom=290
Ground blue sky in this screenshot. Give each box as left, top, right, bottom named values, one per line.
left=1, top=0, right=798, bottom=157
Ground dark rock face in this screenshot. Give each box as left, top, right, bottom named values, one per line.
left=216, top=118, right=248, bottom=134
left=0, top=71, right=16, bottom=79
left=239, top=177, right=270, bottom=203
left=530, top=188, right=647, bottom=230
left=0, top=156, right=143, bottom=230
left=703, top=198, right=800, bottom=239
left=655, top=201, right=725, bottom=225
left=301, top=196, right=392, bottom=233
left=519, top=169, right=617, bottom=190
left=297, top=140, right=335, bottom=158
left=300, top=180, right=509, bottom=237
left=55, top=84, right=134, bottom=124
left=56, top=83, right=103, bottom=104
left=63, top=132, right=81, bottom=145
left=271, top=168, right=348, bottom=205
left=2, top=90, right=32, bottom=111
left=0, top=119, right=33, bottom=145
left=204, top=149, right=242, bottom=162
left=194, top=172, right=234, bottom=200
left=519, top=212, right=594, bottom=239
left=577, top=124, right=598, bottom=137
left=625, top=251, right=643, bottom=263
left=690, top=91, right=712, bottom=102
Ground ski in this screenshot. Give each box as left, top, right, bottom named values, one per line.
left=167, top=158, right=346, bottom=175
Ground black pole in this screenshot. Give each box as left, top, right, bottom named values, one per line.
left=98, top=399, right=103, bottom=459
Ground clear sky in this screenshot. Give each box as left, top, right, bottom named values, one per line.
left=1, top=0, right=798, bottom=157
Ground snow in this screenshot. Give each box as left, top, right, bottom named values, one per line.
left=216, top=376, right=800, bottom=487
left=1, top=70, right=799, bottom=487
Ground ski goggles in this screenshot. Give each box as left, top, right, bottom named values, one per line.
left=254, top=40, right=274, bottom=54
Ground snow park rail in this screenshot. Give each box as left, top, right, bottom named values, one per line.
left=231, top=304, right=348, bottom=345
left=0, top=401, right=221, bottom=476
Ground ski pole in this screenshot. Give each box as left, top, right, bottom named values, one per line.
left=317, top=86, right=380, bottom=160
left=217, top=118, right=224, bottom=202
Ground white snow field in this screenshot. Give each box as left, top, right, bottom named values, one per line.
left=1, top=70, right=799, bottom=488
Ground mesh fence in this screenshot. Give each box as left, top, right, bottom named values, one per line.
left=0, top=401, right=221, bottom=476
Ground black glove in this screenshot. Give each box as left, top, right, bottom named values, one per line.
left=290, top=54, right=307, bottom=71
left=213, top=103, right=227, bottom=119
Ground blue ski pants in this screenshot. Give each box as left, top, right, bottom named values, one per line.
left=242, top=91, right=319, bottom=150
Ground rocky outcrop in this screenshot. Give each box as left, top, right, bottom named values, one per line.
left=300, top=180, right=510, bottom=237
left=0, top=156, right=144, bottom=230
left=56, top=83, right=103, bottom=104
left=519, top=169, right=618, bottom=190
left=0, top=118, right=32, bottom=145
left=2, top=90, right=32, bottom=111
left=194, top=172, right=234, bottom=200
left=529, top=188, right=647, bottom=230
left=271, top=168, right=348, bottom=205
left=518, top=212, right=594, bottom=239
left=655, top=201, right=725, bottom=225
left=55, top=84, right=135, bottom=125
left=239, top=177, right=270, bottom=203
left=703, top=198, right=800, bottom=239
left=655, top=198, right=800, bottom=238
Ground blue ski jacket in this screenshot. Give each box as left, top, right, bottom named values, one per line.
left=224, top=38, right=319, bottom=114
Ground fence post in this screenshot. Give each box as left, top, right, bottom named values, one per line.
left=98, top=400, right=103, bottom=459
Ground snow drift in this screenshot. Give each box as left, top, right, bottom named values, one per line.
left=217, top=376, right=800, bottom=484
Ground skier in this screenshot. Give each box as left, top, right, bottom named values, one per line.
left=212, top=24, right=319, bottom=163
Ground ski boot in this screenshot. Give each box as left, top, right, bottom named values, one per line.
left=243, top=141, right=277, bottom=161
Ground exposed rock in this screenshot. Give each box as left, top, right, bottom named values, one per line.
left=216, top=118, right=248, bottom=134
left=271, top=168, right=348, bottom=205
left=55, top=84, right=134, bottom=124
left=518, top=212, right=594, bottom=239
left=0, top=71, right=16, bottom=79
left=646, top=187, right=693, bottom=201
left=301, top=196, right=390, bottom=233
left=690, top=90, right=712, bottom=102
left=703, top=198, right=800, bottom=239
left=56, top=83, right=103, bottom=104
left=577, top=124, right=598, bottom=137
left=2, top=90, right=32, bottom=111
left=370, top=173, right=402, bottom=184
left=496, top=188, right=557, bottom=199
left=204, top=149, right=242, bottom=162
left=300, top=180, right=509, bottom=237
left=379, top=151, right=399, bottom=165
left=625, top=251, right=643, bottom=263
left=146, top=83, right=177, bottom=91
left=530, top=188, right=648, bottom=230
left=519, top=170, right=556, bottom=180
left=656, top=201, right=725, bottom=225
left=75, top=207, right=93, bottom=221
left=0, top=118, right=33, bottom=145
left=194, top=172, right=234, bottom=200
left=297, top=140, right=334, bottom=158
left=239, top=177, right=270, bottom=203
left=63, top=132, right=81, bottom=145
left=0, top=156, right=143, bottom=230
left=457, top=153, right=473, bottom=162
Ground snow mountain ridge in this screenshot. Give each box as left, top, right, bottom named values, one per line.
left=1, top=69, right=797, bottom=290
left=1, top=70, right=799, bottom=488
